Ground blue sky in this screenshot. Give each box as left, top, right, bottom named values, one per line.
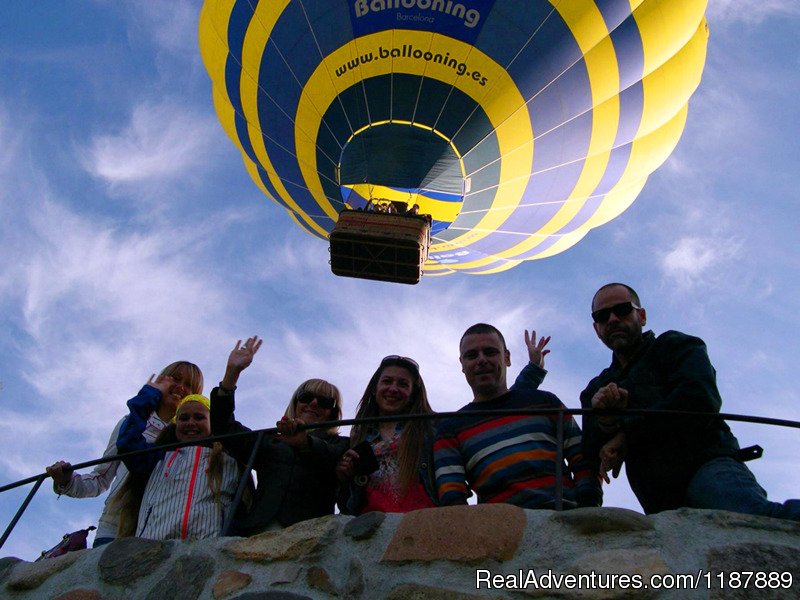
left=1, top=1, right=799, bottom=559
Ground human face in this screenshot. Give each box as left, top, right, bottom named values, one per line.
left=459, top=332, right=510, bottom=401
left=375, top=366, right=414, bottom=416
left=175, top=402, right=211, bottom=442
left=295, top=392, right=334, bottom=424
left=160, top=366, right=193, bottom=417
left=592, top=285, right=646, bottom=356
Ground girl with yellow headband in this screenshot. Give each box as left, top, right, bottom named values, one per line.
left=114, top=380, right=241, bottom=541
left=45, top=361, right=203, bottom=547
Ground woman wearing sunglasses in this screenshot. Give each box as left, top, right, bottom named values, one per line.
left=210, top=337, right=348, bottom=535
left=337, top=355, right=437, bottom=514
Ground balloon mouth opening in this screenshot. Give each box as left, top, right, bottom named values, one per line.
left=337, top=122, right=464, bottom=234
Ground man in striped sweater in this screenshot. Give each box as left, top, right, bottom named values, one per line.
left=434, top=323, right=601, bottom=509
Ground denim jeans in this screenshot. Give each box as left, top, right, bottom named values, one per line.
left=685, top=457, right=800, bottom=521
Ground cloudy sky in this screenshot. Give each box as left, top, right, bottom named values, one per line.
left=1, top=1, right=799, bottom=559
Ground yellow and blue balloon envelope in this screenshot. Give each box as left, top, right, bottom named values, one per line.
left=199, top=0, right=708, bottom=275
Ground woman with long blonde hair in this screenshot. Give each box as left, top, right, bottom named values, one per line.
left=46, top=361, right=203, bottom=546
left=209, top=337, right=349, bottom=534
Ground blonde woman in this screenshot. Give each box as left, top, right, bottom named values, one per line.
left=46, top=361, right=202, bottom=546
left=210, top=337, right=349, bottom=534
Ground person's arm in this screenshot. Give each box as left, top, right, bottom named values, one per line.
left=210, top=386, right=261, bottom=463
left=116, top=383, right=164, bottom=476
left=511, top=329, right=550, bottom=390
left=48, top=417, right=125, bottom=497
left=210, top=336, right=264, bottom=459
left=560, top=402, right=602, bottom=507
left=433, top=422, right=469, bottom=506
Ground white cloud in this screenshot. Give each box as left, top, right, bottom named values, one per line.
left=83, top=102, right=218, bottom=184
left=127, top=0, right=201, bottom=56
left=707, top=0, right=800, bottom=25
left=660, top=235, right=741, bottom=288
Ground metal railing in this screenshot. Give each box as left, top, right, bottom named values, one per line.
left=2, top=408, right=798, bottom=551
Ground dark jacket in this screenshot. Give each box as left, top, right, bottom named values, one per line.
left=210, top=387, right=348, bottom=535
left=580, top=330, right=740, bottom=514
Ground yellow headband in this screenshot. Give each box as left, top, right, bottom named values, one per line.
left=173, top=394, right=211, bottom=422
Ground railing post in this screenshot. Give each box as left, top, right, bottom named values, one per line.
left=555, top=409, right=564, bottom=511
left=221, top=431, right=264, bottom=537
left=0, top=475, right=45, bottom=550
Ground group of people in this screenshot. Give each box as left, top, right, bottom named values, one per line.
left=46, top=282, right=800, bottom=546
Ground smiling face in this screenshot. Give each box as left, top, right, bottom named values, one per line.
left=159, top=365, right=196, bottom=419
left=374, top=365, right=415, bottom=416
left=592, top=284, right=647, bottom=359
left=174, top=401, right=211, bottom=442
left=459, top=332, right=511, bottom=402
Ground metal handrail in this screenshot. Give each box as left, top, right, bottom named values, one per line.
left=2, top=408, right=798, bottom=550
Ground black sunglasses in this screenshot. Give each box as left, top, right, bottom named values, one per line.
left=296, top=391, right=337, bottom=410
left=380, top=355, right=420, bottom=370
left=592, top=301, right=641, bottom=324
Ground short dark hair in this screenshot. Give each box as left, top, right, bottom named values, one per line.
left=460, top=323, right=507, bottom=352
left=592, top=283, right=641, bottom=310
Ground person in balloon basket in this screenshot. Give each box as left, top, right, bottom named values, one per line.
left=582, top=282, right=800, bottom=519
left=46, top=361, right=204, bottom=546
left=434, top=324, right=601, bottom=509
left=210, top=337, right=349, bottom=534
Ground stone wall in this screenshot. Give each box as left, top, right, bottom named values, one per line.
left=2, top=505, right=800, bottom=599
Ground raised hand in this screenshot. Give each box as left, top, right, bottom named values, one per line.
left=147, top=373, right=175, bottom=398
left=228, top=336, right=262, bottom=371
left=524, top=329, right=551, bottom=368
left=221, top=336, right=262, bottom=390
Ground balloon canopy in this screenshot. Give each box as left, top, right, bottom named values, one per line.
left=199, top=0, right=708, bottom=275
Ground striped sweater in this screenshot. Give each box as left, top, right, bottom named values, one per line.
left=434, top=389, right=600, bottom=508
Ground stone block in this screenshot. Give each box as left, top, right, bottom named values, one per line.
left=225, top=516, right=338, bottom=563
left=213, top=570, right=252, bottom=598
left=0, top=556, right=22, bottom=585
left=343, top=511, right=385, bottom=540
left=383, top=505, right=525, bottom=563
left=269, top=563, right=301, bottom=585
left=53, top=589, right=102, bottom=600
left=7, top=551, right=84, bottom=591
left=386, top=582, right=508, bottom=600
left=306, top=566, right=338, bottom=595
left=551, top=508, right=654, bottom=535
left=706, top=542, right=800, bottom=600
left=343, top=556, right=365, bottom=599
left=229, top=592, right=313, bottom=599
left=145, top=552, right=214, bottom=600
left=98, top=537, right=172, bottom=585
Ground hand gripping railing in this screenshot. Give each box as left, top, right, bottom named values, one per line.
left=2, top=408, right=799, bottom=550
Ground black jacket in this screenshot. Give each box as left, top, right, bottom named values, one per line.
left=580, top=330, right=740, bottom=513
left=210, top=387, right=348, bottom=535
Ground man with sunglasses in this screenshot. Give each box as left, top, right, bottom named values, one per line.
left=581, top=283, right=800, bottom=519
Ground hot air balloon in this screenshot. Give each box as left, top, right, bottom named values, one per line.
left=199, top=0, right=708, bottom=282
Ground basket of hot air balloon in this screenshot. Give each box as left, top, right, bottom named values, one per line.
left=199, top=0, right=709, bottom=281
left=330, top=205, right=431, bottom=284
